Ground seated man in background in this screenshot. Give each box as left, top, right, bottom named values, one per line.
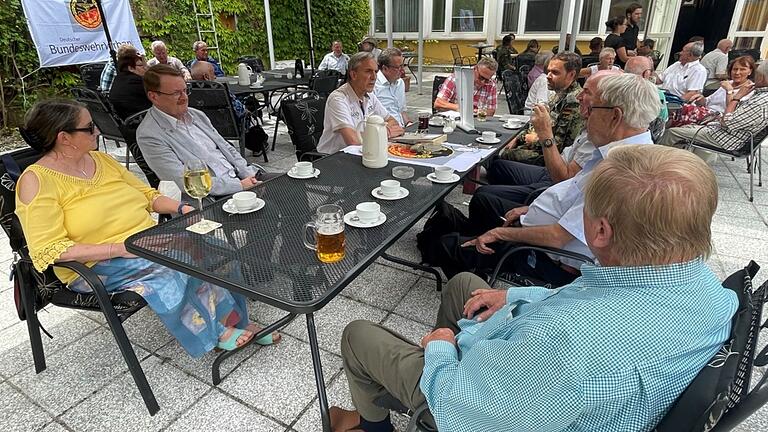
left=189, top=41, right=225, bottom=77
left=436, top=73, right=658, bottom=286
left=189, top=61, right=246, bottom=123
left=331, top=144, right=736, bottom=432
left=659, top=60, right=768, bottom=156
left=524, top=51, right=554, bottom=114
left=108, top=46, right=152, bottom=120
left=656, top=41, right=707, bottom=100
left=434, top=57, right=498, bottom=116
left=99, top=43, right=136, bottom=93
left=625, top=55, right=669, bottom=122
left=137, top=65, right=269, bottom=199
left=147, top=40, right=192, bottom=81
left=317, top=52, right=404, bottom=154
left=359, top=36, right=382, bottom=59
left=701, top=39, right=733, bottom=83
left=496, top=34, right=517, bottom=73
left=374, top=48, right=411, bottom=127
left=500, top=51, right=583, bottom=165
left=318, top=41, right=350, bottom=75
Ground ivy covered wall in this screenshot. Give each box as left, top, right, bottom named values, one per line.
left=0, top=0, right=371, bottom=128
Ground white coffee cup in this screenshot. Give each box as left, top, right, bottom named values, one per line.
left=355, top=202, right=381, bottom=223
left=232, top=191, right=259, bottom=211
left=294, top=161, right=313, bottom=176
left=380, top=179, right=400, bottom=197
left=434, top=166, right=454, bottom=181
left=481, top=131, right=496, bottom=142
left=287, top=72, right=294, bottom=79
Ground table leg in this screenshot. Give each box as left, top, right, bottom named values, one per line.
left=307, top=313, right=332, bottom=432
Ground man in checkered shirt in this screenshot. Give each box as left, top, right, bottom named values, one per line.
left=659, top=60, right=768, bottom=154
left=434, top=57, right=498, bottom=116
left=330, top=144, right=737, bottom=432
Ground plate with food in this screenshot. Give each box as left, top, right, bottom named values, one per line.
left=388, top=144, right=454, bottom=159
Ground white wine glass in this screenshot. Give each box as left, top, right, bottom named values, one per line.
left=183, top=159, right=215, bottom=230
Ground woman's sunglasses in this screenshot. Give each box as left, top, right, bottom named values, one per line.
left=65, top=121, right=96, bottom=135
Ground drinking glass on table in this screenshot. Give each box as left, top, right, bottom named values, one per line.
left=476, top=101, right=488, bottom=122
left=183, top=159, right=217, bottom=230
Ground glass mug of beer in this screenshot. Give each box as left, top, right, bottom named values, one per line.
left=304, top=204, right=346, bottom=263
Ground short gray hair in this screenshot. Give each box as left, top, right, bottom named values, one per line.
left=597, top=74, right=660, bottom=129
left=378, top=47, right=403, bottom=68
left=151, top=40, right=166, bottom=52
left=349, top=51, right=376, bottom=72
left=599, top=47, right=616, bottom=59
left=689, top=42, right=704, bottom=58
left=477, top=56, right=498, bottom=72
left=534, top=51, right=553, bottom=66
left=192, top=41, right=207, bottom=51
left=756, top=61, right=768, bottom=81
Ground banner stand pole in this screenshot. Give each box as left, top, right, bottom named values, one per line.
left=19, top=67, right=41, bottom=108
left=95, top=0, right=117, bottom=64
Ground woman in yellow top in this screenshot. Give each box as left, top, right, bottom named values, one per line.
left=16, top=99, right=279, bottom=357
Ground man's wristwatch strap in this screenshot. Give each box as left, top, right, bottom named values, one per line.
left=538, top=138, right=555, bottom=148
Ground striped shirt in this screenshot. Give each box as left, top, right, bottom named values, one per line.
left=712, top=87, right=768, bottom=151
left=421, top=258, right=737, bottom=432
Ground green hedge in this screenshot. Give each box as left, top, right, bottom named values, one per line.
left=0, top=0, right=370, bottom=128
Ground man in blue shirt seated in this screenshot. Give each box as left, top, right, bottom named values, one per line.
left=330, top=144, right=737, bottom=432
left=188, top=41, right=225, bottom=77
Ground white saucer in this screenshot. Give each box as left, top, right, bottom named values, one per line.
left=222, top=198, right=265, bottom=214
left=475, top=137, right=501, bottom=144
left=249, top=84, right=264, bottom=89
left=503, top=123, right=525, bottom=129
left=427, top=173, right=461, bottom=184
left=371, top=187, right=410, bottom=200
left=428, top=119, right=444, bottom=126
left=287, top=168, right=320, bottom=179
left=344, top=211, right=387, bottom=228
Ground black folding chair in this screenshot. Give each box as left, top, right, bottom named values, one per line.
left=187, top=80, right=248, bottom=156
left=279, top=93, right=328, bottom=161
left=79, top=63, right=107, bottom=92
left=70, top=87, right=131, bottom=168
left=311, top=73, right=340, bottom=98
left=0, top=145, right=158, bottom=416
left=120, top=110, right=160, bottom=188
left=271, top=89, right=320, bottom=151
left=431, top=76, right=448, bottom=114
left=501, top=70, right=526, bottom=115
left=680, top=125, right=767, bottom=201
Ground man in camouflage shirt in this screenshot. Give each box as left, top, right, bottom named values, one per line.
left=500, top=51, right=584, bottom=165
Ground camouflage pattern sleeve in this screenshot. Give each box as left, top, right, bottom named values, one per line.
left=549, top=82, right=585, bottom=152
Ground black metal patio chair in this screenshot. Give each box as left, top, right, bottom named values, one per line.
left=279, top=92, right=328, bottom=161
left=70, top=87, right=127, bottom=147
left=79, top=63, right=107, bottom=92
left=501, top=69, right=526, bottom=115
left=431, top=76, right=448, bottom=114
left=187, top=80, right=249, bottom=157
left=270, top=89, right=321, bottom=151
left=0, top=145, right=158, bottom=416
left=120, top=110, right=160, bottom=189
left=450, top=44, right=475, bottom=66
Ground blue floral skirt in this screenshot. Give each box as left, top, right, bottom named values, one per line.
left=68, top=257, right=249, bottom=358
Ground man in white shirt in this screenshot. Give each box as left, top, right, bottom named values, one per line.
left=434, top=74, right=660, bottom=286
left=318, top=41, right=350, bottom=75
left=317, top=52, right=404, bottom=154
left=656, top=42, right=707, bottom=99
left=147, top=40, right=192, bottom=81
left=701, top=39, right=733, bottom=82
left=374, top=48, right=411, bottom=127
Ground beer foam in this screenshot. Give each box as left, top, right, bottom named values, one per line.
left=318, top=225, right=343, bottom=235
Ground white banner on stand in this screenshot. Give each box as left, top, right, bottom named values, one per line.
left=22, top=0, right=143, bottom=67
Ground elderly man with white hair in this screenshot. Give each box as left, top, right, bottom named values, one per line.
left=579, top=47, right=621, bottom=78
left=659, top=60, right=768, bottom=154
left=701, top=39, right=734, bottom=82
left=656, top=41, right=707, bottom=99
left=330, top=143, right=735, bottom=432
left=433, top=73, right=660, bottom=287
left=147, top=40, right=192, bottom=81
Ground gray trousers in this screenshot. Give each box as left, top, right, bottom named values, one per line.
left=340, top=272, right=490, bottom=424
left=657, top=126, right=720, bottom=162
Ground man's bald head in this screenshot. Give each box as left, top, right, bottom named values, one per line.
left=717, top=39, right=733, bottom=53
left=190, top=61, right=215, bottom=81
left=624, top=56, right=654, bottom=79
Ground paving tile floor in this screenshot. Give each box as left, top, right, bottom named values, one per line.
left=1, top=78, right=767, bottom=431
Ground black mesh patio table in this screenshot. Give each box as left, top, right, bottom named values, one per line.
left=125, top=139, right=514, bottom=430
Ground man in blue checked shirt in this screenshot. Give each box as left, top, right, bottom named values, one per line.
left=330, top=144, right=737, bottom=432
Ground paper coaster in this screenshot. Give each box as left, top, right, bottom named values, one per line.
left=185, top=220, right=222, bottom=234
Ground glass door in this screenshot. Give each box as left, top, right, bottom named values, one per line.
left=644, top=0, right=683, bottom=69
left=729, top=0, right=768, bottom=58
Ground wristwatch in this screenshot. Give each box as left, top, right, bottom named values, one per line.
left=538, top=138, right=554, bottom=148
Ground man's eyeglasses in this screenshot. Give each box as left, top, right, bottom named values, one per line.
left=588, top=105, right=616, bottom=114
left=153, top=85, right=191, bottom=99
left=385, top=64, right=404, bottom=70
left=65, top=121, right=96, bottom=135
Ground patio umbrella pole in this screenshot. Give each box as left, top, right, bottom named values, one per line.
left=264, top=0, right=276, bottom=68
left=304, top=0, right=315, bottom=72
left=95, top=0, right=117, bottom=64
left=570, top=0, right=583, bottom=52
left=417, top=0, right=423, bottom=95
left=558, top=0, right=572, bottom=54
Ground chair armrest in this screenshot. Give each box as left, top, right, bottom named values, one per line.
left=299, top=151, right=329, bottom=162
left=52, top=261, right=108, bottom=295
left=488, top=245, right=595, bottom=287
left=523, top=186, right=549, bottom=206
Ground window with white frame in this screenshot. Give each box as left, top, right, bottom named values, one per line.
left=501, top=0, right=521, bottom=33
left=580, top=0, right=603, bottom=33
left=373, top=0, right=420, bottom=33
left=451, top=0, right=486, bottom=32
left=525, top=0, right=566, bottom=32
left=733, top=0, right=768, bottom=51
left=433, top=0, right=447, bottom=31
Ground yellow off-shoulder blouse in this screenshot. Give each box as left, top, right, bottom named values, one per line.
left=15, top=151, right=162, bottom=284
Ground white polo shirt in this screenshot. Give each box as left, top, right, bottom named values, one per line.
left=317, top=83, right=390, bottom=154
left=374, top=71, right=407, bottom=126
left=660, top=60, right=708, bottom=97
left=700, top=50, right=728, bottom=80
left=318, top=52, right=350, bottom=74
left=520, top=131, right=652, bottom=267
